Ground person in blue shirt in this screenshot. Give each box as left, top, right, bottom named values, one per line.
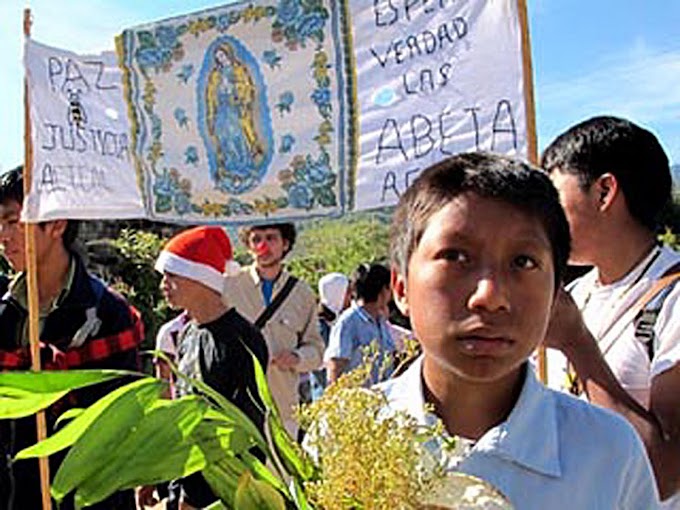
left=324, top=263, right=395, bottom=384
left=379, top=152, right=660, bottom=509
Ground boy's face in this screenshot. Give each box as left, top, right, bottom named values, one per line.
left=549, top=169, right=600, bottom=266
left=392, top=193, right=556, bottom=384
left=0, top=200, right=25, bottom=271
left=247, top=228, right=289, bottom=269
left=161, top=272, right=207, bottom=311
left=0, top=199, right=65, bottom=272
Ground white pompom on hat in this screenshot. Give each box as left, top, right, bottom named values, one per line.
left=318, top=272, right=350, bottom=315
left=155, top=226, right=241, bottom=293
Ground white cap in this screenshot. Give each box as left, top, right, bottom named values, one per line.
left=318, top=272, right=349, bottom=315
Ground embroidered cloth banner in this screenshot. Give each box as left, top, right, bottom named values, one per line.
left=120, top=0, right=349, bottom=224
left=351, top=0, right=528, bottom=210
left=23, top=39, right=145, bottom=221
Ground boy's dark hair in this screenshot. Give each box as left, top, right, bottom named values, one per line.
left=390, top=152, right=571, bottom=287
left=352, top=263, right=391, bottom=303
left=541, top=116, right=671, bottom=230
left=0, top=165, right=80, bottom=250
left=238, top=222, right=297, bottom=256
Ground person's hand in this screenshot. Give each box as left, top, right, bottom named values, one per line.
left=135, top=485, right=158, bottom=508
left=271, top=350, right=300, bottom=370
left=544, top=288, right=591, bottom=353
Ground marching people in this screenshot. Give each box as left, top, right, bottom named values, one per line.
left=142, top=225, right=268, bottom=509
left=225, top=222, right=324, bottom=437
left=0, top=166, right=143, bottom=509
left=542, top=116, right=680, bottom=506
left=324, top=263, right=396, bottom=385
left=311, top=272, right=351, bottom=399
left=381, top=152, right=660, bottom=508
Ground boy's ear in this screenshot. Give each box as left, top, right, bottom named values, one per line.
left=390, top=267, right=409, bottom=317
left=593, top=173, right=618, bottom=212
left=45, top=219, right=67, bottom=240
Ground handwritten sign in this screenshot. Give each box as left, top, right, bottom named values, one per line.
left=119, top=0, right=349, bottom=225
left=350, top=0, right=528, bottom=210
left=23, top=39, right=145, bottom=221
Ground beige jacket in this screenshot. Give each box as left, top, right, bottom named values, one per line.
left=223, top=265, right=323, bottom=435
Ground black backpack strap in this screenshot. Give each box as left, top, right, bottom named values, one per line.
left=634, top=262, right=680, bottom=361
left=254, top=276, right=298, bottom=330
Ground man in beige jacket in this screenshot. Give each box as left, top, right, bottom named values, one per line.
left=224, top=222, right=323, bottom=437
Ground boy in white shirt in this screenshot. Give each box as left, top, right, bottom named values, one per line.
left=381, top=152, right=660, bottom=509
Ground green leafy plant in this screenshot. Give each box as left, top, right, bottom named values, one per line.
left=0, top=354, right=511, bottom=509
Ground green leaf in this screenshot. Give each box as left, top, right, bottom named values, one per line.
left=16, top=378, right=161, bottom=462
left=72, top=396, right=211, bottom=506
left=0, top=386, right=68, bottom=420
left=234, top=470, right=287, bottom=510
left=49, top=378, right=164, bottom=502
left=55, top=408, right=85, bottom=427
left=156, top=351, right=269, bottom=454
left=203, top=456, right=247, bottom=507
left=252, top=353, right=315, bottom=482
left=0, top=370, right=133, bottom=419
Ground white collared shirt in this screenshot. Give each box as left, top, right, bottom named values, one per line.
left=378, top=356, right=660, bottom=509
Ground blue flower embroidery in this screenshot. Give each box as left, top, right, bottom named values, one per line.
left=174, top=108, right=189, bottom=128
left=288, top=182, right=312, bottom=209
left=185, top=146, right=199, bottom=165
left=176, top=64, right=194, bottom=84
left=276, top=91, right=294, bottom=114
left=279, top=134, right=295, bottom=153
left=155, top=26, right=178, bottom=50
left=263, top=49, right=282, bottom=69
left=277, top=0, right=301, bottom=24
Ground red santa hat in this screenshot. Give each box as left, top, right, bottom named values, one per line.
left=155, top=226, right=240, bottom=293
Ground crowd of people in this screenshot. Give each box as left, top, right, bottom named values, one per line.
left=0, top=114, right=678, bottom=509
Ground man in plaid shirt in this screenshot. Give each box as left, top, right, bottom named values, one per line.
left=0, top=166, right=143, bottom=509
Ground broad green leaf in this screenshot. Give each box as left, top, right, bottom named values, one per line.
left=156, top=351, right=269, bottom=453
left=16, top=378, right=161, bottom=461
left=55, top=408, right=85, bottom=427
left=252, top=353, right=316, bottom=483
left=0, top=369, right=134, bottom=393
left=203, top=456, right=248, bottom=507
left=205, top=501, right=228, bottom=510
left=234, top=470, right=287, bottom=510
left=0, top=370, right=135, bottom=419
left=72, top=396, right=210, bottom=506
left=292, top=477, right=312, bottom=510
left=50, top=378, right=164, bottom=502
left=0, top=386, right=68, bottom=419
left=239, top=450, right=289, bottom=496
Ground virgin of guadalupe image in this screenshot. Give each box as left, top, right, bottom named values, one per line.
left=199, top=38, right=272, bottom=194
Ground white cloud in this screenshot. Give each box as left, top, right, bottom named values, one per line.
left=536, top=42, right=680, bottom=162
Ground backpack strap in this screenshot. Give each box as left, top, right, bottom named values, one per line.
left=254, top=276, right=298, bottom=330
left=633, top=262, right=680, bottom=361
left=68, top=276, right=106, bottom=348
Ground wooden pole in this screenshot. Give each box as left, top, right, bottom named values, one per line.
left=23, top=8, right=53, bottom=510
left=517, top=0, right=547, bottom=384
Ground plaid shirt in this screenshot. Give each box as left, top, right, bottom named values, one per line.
left=0, top=305, right=143, bottom=370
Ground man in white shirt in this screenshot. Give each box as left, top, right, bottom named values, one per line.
left=542, top=116, right=680, bottom=506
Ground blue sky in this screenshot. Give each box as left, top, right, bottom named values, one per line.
left=1, top=0, right=679, bottom=173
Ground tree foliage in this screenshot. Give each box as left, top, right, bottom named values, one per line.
left=96, top=229, right=174, bottom=352
left=286, top=215, right=391, bottom=293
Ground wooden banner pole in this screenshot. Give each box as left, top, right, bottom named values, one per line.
left=23, top=8, right=53, bottom=510
left=517, top=0, right=548, bottom=384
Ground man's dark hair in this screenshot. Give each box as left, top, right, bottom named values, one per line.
left=390, top=152, right=571, bottom=288
left=0, top=165, right=79, bottom=250
left=352, top=263, right=391, bottom=303
left=541, top=116, right=671, bottom=230
left=0, top=166, right=24, bottom=206
left=238, top=222, right=297, bottom=256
